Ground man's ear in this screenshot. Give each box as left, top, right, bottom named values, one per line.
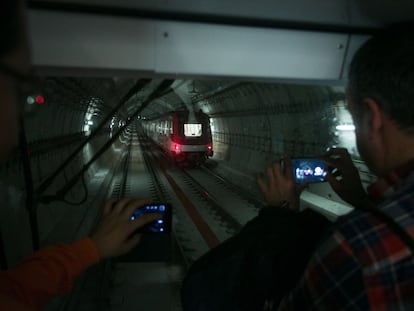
left=362, top=97, right=384, bottom=137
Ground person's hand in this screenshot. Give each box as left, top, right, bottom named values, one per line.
left=257, top=158, right=304, bottom=211
left=322, top=148, right=370, bottom=208
left=90, top=198, right=162, bottom=259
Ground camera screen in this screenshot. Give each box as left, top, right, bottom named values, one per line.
left=130, top=204, right=171, bottom=233
left=291, top=158, right=327, bottom=183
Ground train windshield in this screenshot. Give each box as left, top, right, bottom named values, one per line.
left=184, top=123, right=202, bottom=137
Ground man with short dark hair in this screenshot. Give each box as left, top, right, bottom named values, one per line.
left=0, top=1, right=160, bottom=310
left=257, top=23, right=414, bottom=310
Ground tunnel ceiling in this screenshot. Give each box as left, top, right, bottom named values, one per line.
left=40, top=77, right=341, bottom=123
left=142, top=80, right=237, bottom=119
left=42, top=77, right=137, bottom=117
left=42, top=78, right=240, bottom=121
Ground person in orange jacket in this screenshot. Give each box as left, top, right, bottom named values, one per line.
left=0, top=198, right=161, bottom=311
left=0, top=1, right=161, bottom=310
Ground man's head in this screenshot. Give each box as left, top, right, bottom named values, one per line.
left=0, top=0, right=30, bottom=165
left=347, top=22, right=414, bottom=175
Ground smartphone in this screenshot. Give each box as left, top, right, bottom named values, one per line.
left=130, top=203, right=172, bottom=233
left=118, top=203, right=172, bottom=262
left=291, top=158, right=328, bottom=184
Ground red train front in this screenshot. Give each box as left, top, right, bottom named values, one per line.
left=144, top=110, right=213, bottom=165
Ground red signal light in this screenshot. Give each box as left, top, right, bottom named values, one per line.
left=35, top=95, right=45, bottom=105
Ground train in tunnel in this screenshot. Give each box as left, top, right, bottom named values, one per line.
left=143, top=110, right=213, bottom=165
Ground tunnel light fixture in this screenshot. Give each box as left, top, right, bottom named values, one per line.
left=35, top=95, right=45, bottom=105
left=336, top=124, right=355, bottom=131
left=87, top=120, right=93, bottom=125
left=26, top=95, right=45, bottom=105
left=26, top=96, right=36, bottom=105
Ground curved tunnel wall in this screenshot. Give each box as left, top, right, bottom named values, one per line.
left=195, top=83, right=337, bottom=190
left=0, top=78, right=129, bottom=267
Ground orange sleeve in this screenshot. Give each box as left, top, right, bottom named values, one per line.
left=0, top=238, right=100, bottom=311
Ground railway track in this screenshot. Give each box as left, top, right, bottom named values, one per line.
left=140, top=130, right=263, bottom=254
left=94, top=125, right=261, bottom=311
left=108, top=124, right=187, bottom=311
left=137, top=131, right=190, bottom=269
left=58, top=123, right=264, bottom=311
left=52, top=128, right=136, bottom=311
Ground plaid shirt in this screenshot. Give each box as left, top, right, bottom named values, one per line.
left=277, top=163, right=414, bottom=311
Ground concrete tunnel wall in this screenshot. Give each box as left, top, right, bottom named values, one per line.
left=191, top=82, right=342, bottom=197
left=0, top=85, right=129, bottom=267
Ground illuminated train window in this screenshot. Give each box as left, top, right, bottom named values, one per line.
left=184, top=124, right=202, bottom=137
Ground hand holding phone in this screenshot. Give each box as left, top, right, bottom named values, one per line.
left=115, top=202, right=173, bottom=262
left=130, top=203, right=172, bottom=233
left=322, top=148, right=369, bottom=207
left=91, top=198, right=164, bottom=259
left=257, top=158, right=301, bottom=210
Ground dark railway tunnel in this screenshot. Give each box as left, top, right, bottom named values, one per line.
left=0, top=77, right=371, bottom=310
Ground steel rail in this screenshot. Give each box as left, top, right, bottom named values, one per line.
left=36, top=79, right=151, bottom=196
left=178, top=167, right=243, bottom=232
left=201, top=164, right=265, bottom=208
left=38, top=80, right=173, bottom=204
left=137, top=130, right=191, bottom=269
